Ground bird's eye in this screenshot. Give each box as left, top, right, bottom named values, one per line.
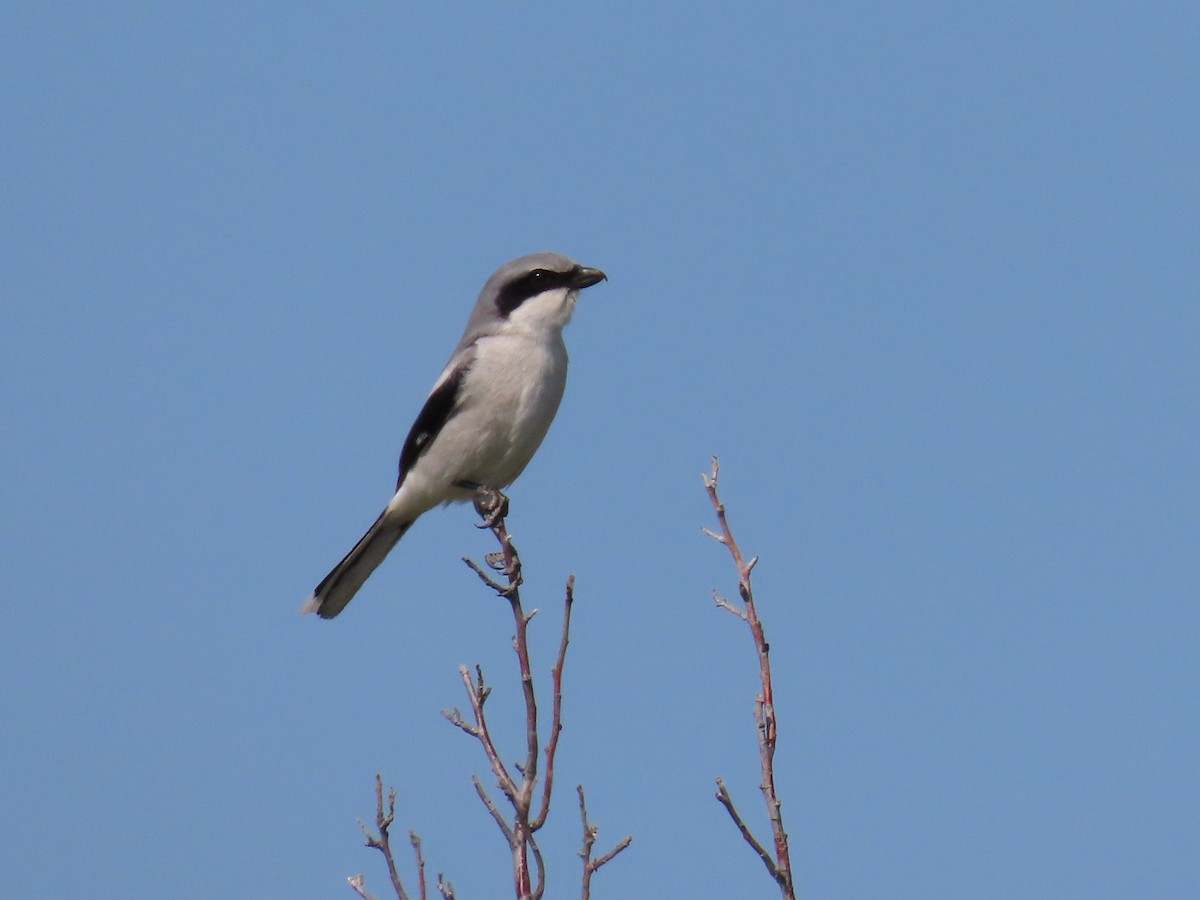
left=496, top=267, right=561, bottom=315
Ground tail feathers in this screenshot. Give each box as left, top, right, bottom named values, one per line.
left=302, top=511, right=412, bottom=619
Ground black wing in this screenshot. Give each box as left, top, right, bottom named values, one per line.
left=396, top=359, right=469, bottom=490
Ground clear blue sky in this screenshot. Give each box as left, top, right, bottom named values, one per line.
left=3, top=3, right=1197, bottom=898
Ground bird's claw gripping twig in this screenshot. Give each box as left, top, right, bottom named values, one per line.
left=471, top=486, right=510, bottom=528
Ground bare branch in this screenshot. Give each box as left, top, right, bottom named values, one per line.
left=713, top=589, right=748, bottom=621
left=369, top=776, right=409, bottom=899
left=352, top=777, right=444, bottom=900
left=427, top=491, right=630, bottom=897
left=348, top=490, right=623, bottom=899
left=441, top=706, right=481, bottom=739
left=592, top=836, right=634, bottom=871
left=704, top=459, right=796, bottom=899
left=529, top=833, right=547, bottom=900
left=715, top=777, right=780, bottom=881
left=472, top=774, right=515, bottom=842
left=409, top=833, right=427, bottom=900
left=462, top=555, right=511, bottom=594
left=578, top=784, right=633, bottom=900
left=457, top=491, right=540, bottom=899
left=532, top=576, right=574, bottom=830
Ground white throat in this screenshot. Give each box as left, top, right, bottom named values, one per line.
left=503, top=287, right=578, bottom=335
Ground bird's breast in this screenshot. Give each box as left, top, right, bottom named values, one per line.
left=456, top=331, right=568, bottom=486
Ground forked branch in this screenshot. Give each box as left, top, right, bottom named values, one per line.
left=350, top=774, right=439, bottom=900
left=444, top=490, right=628, bottom=899
left=353, top=490, right=627, bottom=900
left=578, top=785, right=633, bottom=900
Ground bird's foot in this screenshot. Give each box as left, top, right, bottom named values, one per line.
left=462, top=483, right=509, bottom=528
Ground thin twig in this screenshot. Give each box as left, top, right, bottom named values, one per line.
left=472, top=773, right=515, bottom=843
left=578, top=784, right=633, bottom=900
left=455, top=665, right=518, bottom=802
left=703, top=458, right=796, bottom=899
left=410, top=833, right=428, bottom=900
left=592, top=836, right=634, bottom=870
left=356, top=775, right=411, bottom=900
left=713, top=589, right=748, bottom=621
left=533, top=576, right=575, bottom=830
left=715, top=777, right=779, bottom=878
left=352, top=777, right=438, bottom=900
left=462, top=555, right=513, bottom=594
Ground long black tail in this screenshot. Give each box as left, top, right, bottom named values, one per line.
left=302, top=511, right=412, bottom=619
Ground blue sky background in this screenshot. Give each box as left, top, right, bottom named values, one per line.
left=3, top=3, right=1197, bottom=898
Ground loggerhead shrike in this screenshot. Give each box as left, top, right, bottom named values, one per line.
left=302, top=251, right=607, bottom=619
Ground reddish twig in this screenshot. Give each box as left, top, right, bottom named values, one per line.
left=703, top=458, right=796, bottom=899
left=363, top=775, right=409, bottom=900
left=409, top=833, right=427, bottom=900
left=449, top=492, right=587, bottom=900
left=354, top=774, right=430, bottom=900
left=532, top=575, right=574, bottom=830
left=446, top=665, right=518, bottom=807
left=578, top=785, right=633, bottom=900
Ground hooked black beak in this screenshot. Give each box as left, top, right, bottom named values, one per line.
left=569, top=265, right=607, bottom=289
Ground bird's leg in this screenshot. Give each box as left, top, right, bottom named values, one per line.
left=477, top=488, right=512, bottom=571
left=456, top=481, right=513, bottom=575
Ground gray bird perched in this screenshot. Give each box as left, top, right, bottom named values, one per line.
left=302, top=251, right=607, bottom=619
